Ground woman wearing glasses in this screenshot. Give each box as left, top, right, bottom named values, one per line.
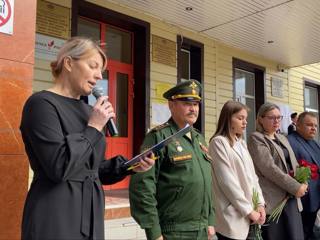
left=248, top=102, right=307, bottom=240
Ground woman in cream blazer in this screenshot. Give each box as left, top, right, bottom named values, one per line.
left=248, top=102, right=307, bottom=240
left=209, top=101, right=265, bottom=240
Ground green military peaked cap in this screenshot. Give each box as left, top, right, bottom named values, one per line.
left=163, top=79, right=202, bottom=102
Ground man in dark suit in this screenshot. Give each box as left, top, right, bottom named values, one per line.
left=288, top=112, right=320, bottom=240
left=288, top=112, right=298, bottom=135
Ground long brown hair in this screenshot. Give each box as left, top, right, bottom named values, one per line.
left=211, top=100, right=249, bottom=145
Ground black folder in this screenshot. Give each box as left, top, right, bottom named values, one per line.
left=124, top=123, right=191, bottom=166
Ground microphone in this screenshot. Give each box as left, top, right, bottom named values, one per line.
left=92, top=86, right=119, bottom=137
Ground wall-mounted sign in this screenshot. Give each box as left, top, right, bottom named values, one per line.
left=35, top=33, right=66, bottom=61
left=271, top=77, right=283, bottom=98
left=36, top=0, right=70, bottom=39
left=155, top=82, right=173, bottom=103
left=0, top=0, right=14, bottom=35
left=152, top=35, right=176, bottom=67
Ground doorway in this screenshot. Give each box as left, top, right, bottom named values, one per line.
left=78, top=17, right=134, bottom=189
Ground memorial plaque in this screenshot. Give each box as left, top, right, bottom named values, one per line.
left=152, top=35, right=176, bottom=67
left=271, top=77, right=283, bottom=98
left=36, top=0, right=70, bottom=39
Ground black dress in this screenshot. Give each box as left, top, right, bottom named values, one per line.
left=261, top=139, right=304, bottom=240
left=20, top=91, right=129, bottom=240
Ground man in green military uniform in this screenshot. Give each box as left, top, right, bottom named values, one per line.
left=129, top=80, right=215, bottom=240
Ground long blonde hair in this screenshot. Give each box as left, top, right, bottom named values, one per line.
left=50, top=37, right=107, bottom=78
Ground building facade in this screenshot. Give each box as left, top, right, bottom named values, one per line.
left=2, top=0, right=320, bottom=238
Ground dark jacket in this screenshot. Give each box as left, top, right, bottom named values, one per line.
left=288, top=131, right=320, bottom=212
left=288, top=123, right=296, bottom=135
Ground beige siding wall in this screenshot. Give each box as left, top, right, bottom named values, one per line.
left=33, top=0, right=72, bottom=93
left=33, top=0, right=310, bottom=143
left=289, top=63, right=320, bottom=113
left=30, top=0, right=72, bottom=185
left=214, top=43, right=290, bottom=136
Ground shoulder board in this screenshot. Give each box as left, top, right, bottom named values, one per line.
left=150, top=122, right=170, bottom=132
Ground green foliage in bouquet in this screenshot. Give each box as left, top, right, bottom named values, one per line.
left=251, top=188, right=263, bottom=240
left=268, top=161, right=317, bottom=224
left=295, top=166, right=311, bottom=183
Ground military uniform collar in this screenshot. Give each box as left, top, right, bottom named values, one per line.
left=168, top=118, right=195, bottom=132
left=168, top=118, right=196, bottom=139
left=168, top=118, right=180, bottom=132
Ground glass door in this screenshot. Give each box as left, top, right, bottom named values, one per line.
left=78, top=17, right=134, bottom=189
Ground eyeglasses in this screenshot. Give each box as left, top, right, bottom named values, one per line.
left=263, top=115, right=283, bottom=121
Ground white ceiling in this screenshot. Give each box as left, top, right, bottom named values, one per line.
left=110, top=0, right=320, bottom=67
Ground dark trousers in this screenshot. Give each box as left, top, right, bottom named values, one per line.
left=216, top=233, right=237, bottom=240
left=262, top=198, right=304, bottom=240
left=216, top=225, right=255, bottom=240
left=301, top=210, right=318, bottom=240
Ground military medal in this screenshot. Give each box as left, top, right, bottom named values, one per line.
left=175, top=141, right=183, bottom=152
left=199, top=142, right=208, bottom=153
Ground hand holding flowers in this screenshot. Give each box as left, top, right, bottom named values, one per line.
left=250, top=188, right=265, bottom=240
left=257, top=205, right=266, bottom=225
left=268, top=159, right=319, bottom=223
left=297, top=159, right=319, bottom=181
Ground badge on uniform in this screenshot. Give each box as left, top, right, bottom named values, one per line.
left=175, top=141, right=183, bottom=152
left=199, top=142, right=212, bottom=160
left=199, top=142, right=208, bottom=153
left=173, top=154, right=192, bottom=162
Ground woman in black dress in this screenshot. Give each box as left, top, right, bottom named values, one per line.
left=20, top=37, right=154, bottom=240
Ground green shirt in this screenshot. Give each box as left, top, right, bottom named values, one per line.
left=129, top=118, right=215, bottom=240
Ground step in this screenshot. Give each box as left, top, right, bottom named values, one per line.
left=104, top=189, right=131, bottom=220
left=104, top=217, right=146, bottom=239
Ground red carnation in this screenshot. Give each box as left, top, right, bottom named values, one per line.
left=310, top=164, right=319, bottom=173
left=299, top=159, right=309, bottom=167
left=311, top=172, right=319, bottom=180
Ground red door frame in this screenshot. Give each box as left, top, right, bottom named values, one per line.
left=102, top=25, right=134, bottom=190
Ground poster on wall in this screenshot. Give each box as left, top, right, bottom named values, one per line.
left=35, top=33, right=66, bottom=61
left=152, top=103, right=171, bottom=126
left=0, top=0, right=14, bottom=35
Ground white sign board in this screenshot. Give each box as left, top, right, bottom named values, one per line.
left=0, top=0, right=14, bottom=35
left=35, top=33, right=66, bottom=61
left=271, top=77, right=283, bottom=98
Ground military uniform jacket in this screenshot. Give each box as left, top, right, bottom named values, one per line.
left=129, top=118, right=215, bottom=240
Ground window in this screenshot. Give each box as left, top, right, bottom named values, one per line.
left=177, top=36, right=204, bottom=133
left=180, top=49, right=190, bottom=81
left=106, top=26, right=132, bottom=64
left=304, top=83, right=320, bottom=140
left=233, top=58, right=265, bottom=140
left=234, top=69, right=255, bottom=139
